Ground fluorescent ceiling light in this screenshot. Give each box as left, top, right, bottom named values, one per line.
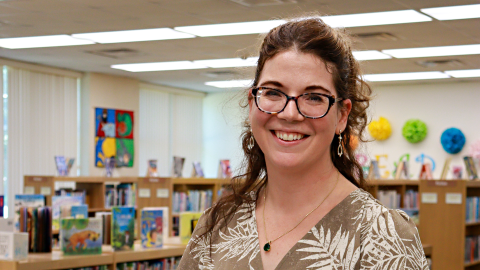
left=382, top=44, right=480, bottom=58
left=421, top=4, right=480, bottom=21
left=194, top=57, right=258, bottom=68
left=321, top=10, right=431, bottom=28
left=364, top=71, right=449, bottom=82
left=174, top=20, right=285, bottom=37
left=111, top=61, right=207, bottom=72
left=352, top=50, right=392, bottom=60
left=205, top=80, right=252, bottom=88
left=0, top=35, right=94, bottom=49
left=445, top=69, right=480, bottom=78
left=72, top=28, right=195, bottom=44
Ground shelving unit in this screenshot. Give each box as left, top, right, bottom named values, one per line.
left=418, top=179, right=480, bottom=270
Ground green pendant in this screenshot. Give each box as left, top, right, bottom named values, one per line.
left=264, top=242, right=271, bottom=252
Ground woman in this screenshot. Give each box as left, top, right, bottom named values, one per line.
left=178, top=18, right=428, bottom=269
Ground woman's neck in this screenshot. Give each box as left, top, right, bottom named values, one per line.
left=262, top=161, right=339, bottom=214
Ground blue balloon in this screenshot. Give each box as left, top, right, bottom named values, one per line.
left=441, top=128, right=466, bottom=154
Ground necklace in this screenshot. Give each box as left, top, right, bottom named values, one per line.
left=262, top=171, right=339, bottom=252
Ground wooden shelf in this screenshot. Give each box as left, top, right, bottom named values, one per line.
left=466, top=221, right=480, bottom=227
left=367, top=179, right=419, bottom=186
left=466, top=181, right=480, bottom=188
left=112, top=244, right=185, bottom=263
left=172, top=178, right=226, bottom=185
left=423, top=244, right=432, bottom=257
left=13, top=250, right=113, bottom=270
left=464, top=259, right=480, bottom=267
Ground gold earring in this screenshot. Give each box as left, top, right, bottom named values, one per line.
left=337, top=130, right=343, bottom=157
left=248, top=129, right=255, bottom=150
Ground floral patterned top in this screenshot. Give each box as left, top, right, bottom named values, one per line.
left=178, top=188, right=428, bottom=270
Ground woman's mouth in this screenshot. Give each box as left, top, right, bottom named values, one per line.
left=273, top=131, right=308, bottom=141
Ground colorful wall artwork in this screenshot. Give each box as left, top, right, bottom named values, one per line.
left=95, top=107, right=134, bottom=167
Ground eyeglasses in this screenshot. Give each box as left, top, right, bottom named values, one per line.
left=251, top=86, right=343, bottom=119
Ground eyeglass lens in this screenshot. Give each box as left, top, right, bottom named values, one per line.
left=256, top=88, right=331, bottom=118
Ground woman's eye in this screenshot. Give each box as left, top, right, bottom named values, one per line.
left=263, top=90, right=282, bottom=97
left=306, top=94, right=326, bottom=103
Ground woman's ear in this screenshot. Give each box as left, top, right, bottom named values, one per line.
left=337, top=99, right=352, bottom=132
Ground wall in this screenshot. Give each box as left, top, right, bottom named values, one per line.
left=80, top=73, right=140, bottom=176
left=202, top=80, right=480, bottom=179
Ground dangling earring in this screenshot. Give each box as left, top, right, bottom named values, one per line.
left=337, top=130, right=344, bottom=157
left=248, top=129, right=255, bottom=150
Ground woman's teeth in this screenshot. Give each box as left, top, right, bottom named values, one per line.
left=275, top=131, right=305, bottom=141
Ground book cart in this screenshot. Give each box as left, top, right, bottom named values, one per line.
left=14, top=176, right=431, bottom=270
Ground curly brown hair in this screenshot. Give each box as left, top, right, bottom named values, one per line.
left=193, top=17, right=372, bottom=251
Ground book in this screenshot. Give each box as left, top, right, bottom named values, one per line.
left=440, top=157, right=452, bottom=180
left=71, top=204, right=88, bottom=218
left=172, top=156, right=185, bottom=177
left=367, top=160, right=380, bottom=179
left=14, top=194, right=45, bottom=232
left=95, top=212, right=112, bottom=245
left=465, top=156, right=479, bottom=180
left=192, top=161, right=204, bottom=177
left=143, top=206, right=169, bottom=243
left=218, top=159, right=232, bottom=178
left=105, top=156, right=116, bottom=177
left=52, top=195, right=84, bottom=231
left=141, top=208, right=164, bottom=248
left=55, top=155, right=68, bottom=176
left=111, top=206, right=135, bottom=251
left=394, top=161, right=405, bottom=179
left=0, top=195, right=3, bottom=217
left=179, top=212, right=203, bottom=244
left=419, top=163, right=433, bottom=180
left=0, top=231, right=28, bottom=260
left=0, top=218, right=14, bottom=232
left=18, top=206, right=52, bottom=252
left=60, top=217, right=103, bottom=255
left=147, top=159, right=158, bottom=177
left=452, top=165, right=464, bottom=179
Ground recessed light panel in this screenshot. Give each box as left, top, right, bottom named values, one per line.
left=352, top=50, right=392, bottom=60
left=321, top=10, right=432, bottom=28
left=382, top=44, right=480, bottom=58
left=174, top=20, right=286, bottom=37
left=194, top=57, right=258, bottom=68
left=111, top=61, right=207, bottom=72
left=72, top=28, right=195, bottom=44
left=421, top=4, right=480, bottom=20
left=205, top=80, right=253, bottom=88
left=364, top=71, right=450, bottom=82
left=0, top=35, right=94, bottom=49
left=445, top=69, right=480, bottom=78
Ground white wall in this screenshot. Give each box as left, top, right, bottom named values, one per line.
left=202, top=80, right=480, bottom=179
left=203, top=90, right=246, bottom=177
left=366, top=80, right=480, bottom=179
left=80, top=73, right=140, bottom=176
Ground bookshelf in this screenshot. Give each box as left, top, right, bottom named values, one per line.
left=0, top=243, right=186, bottom=270
left=419, top=179, right=480, bottom=270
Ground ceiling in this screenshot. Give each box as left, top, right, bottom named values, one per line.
left=0, top=0, right=479, bottom=92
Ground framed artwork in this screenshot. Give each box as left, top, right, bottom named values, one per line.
left=95, top=107, right=134, bottom=167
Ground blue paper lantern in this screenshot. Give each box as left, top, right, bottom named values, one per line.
left=440, top=128, right=466, bottom=154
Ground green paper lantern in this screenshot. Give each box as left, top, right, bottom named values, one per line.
left=402, top=119, right=427, bottom=143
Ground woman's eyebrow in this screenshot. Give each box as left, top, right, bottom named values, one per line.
left=259, top=80, right=283, bottom=88
left=305, top=85, right=332, bottom=94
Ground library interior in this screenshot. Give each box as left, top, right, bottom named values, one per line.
left=0, top=0, right=479, bottom=269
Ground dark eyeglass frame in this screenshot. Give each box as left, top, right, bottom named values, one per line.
left=251, top=86, right=344, bottom=119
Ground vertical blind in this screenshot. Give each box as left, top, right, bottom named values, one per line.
left=139, top=88, right=203, bottom=177
left=6, top=67, right=78, bottom=217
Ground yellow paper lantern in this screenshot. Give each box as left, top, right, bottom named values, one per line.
left=368, top=117, right=392, bottom=141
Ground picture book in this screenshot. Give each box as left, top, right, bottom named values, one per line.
left=440, top=157, right=452, bottom=179
left=0, top=231, right=28, bottom=260
left=367, top=160, right=380, bottom=179
left=172, top=156, right=185, bottom=177
left=0, top=218, right=14, bottom=232
left=419, top=163, right=433, bottom=180
left=144, top=206, right=169, bottom=241
left=60, top=217, right=103, bottom=255
left=105, top=156, right=116, bottom=177
left=452, top=165, right=464, bottom=179
left=52, top=195, right=84, bottom=231
left=179, top=212, right=203, bottom=244
left=464, top=156, right=479, bottom=180
left=14, top=194, right=45, bottom=232
left=141, top=208, right=164, bottom=248
left=55, top=155, right=68, bottom=176
left=111, top=206, right=135, bottom=251
left=192, top=161, right=204, bottom=177
left=71, top=204, right=88, bottom=218
left=218, top=159, right=232, bottom=178
left=18, top=206, right=52, bottom=252
left=147, top=159, right=158, bottom=177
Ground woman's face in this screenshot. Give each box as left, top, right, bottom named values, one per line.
left=249, top=50, right=351, bottom=172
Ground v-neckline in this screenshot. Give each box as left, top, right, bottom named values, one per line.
left=251, top=188, right=360, bottom=270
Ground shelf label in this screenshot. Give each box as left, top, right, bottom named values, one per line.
left=40, top=186, right=51, bottom=196
left=33, top=177, right=44, bottom=182
left=24, top=186, right=35, bottom=195
left=157, top=188, right=169, bottom=198
left=148, top=178, right=159, bottom=183
left=421, top=192, right=437, bottom=204
left=445, top=193, right=462, bottom=204
left=139, top=188, right=151, bottom=198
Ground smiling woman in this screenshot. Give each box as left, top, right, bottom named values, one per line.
left=178, top=17, right=428, bottom=270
